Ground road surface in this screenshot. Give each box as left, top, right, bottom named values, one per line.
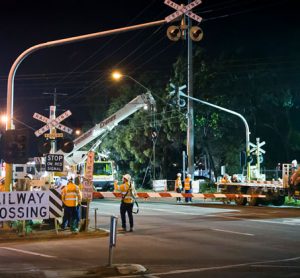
left=0, top=199, right=299, bottom=277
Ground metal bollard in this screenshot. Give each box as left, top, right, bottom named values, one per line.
left=94, top=208, right=98, bottom=230
left=108, top=215, right=118, bottom=266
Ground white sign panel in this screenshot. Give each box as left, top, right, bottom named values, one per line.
left=0, top=191, right=49, bottom=221
left=82, top=180, right=94, bottom=200
left=33, top=110, right=73, bottom=137
left=165, top=0, right=202, bottom=23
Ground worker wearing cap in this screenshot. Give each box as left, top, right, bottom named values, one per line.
left=119, top=174, right=136, bottom=232
left=184, top=174, right=193, bottom=203
left=175, top=173, right=183, bottom=203
left=61, top=177, right=82, bottom=233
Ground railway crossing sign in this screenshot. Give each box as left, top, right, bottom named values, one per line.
left=250, top=138, right=266, bottom=155
left=164, top=0, right=203, bottom=23
left=169, top=83, right=186, bottom=107
left=169, top=83, right=186, bottom=96
left=33, top=109, right=73, bottom=137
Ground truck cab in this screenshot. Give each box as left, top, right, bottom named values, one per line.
left=90, top=160, right=115, bottom=192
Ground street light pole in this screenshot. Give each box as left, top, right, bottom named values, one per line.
left=123, top=75, right=151, bottom=93
left=4, top=19, right=166, bottom=191
left=180, top=92, right=251, bottom=180
left=112, top=72, right=157, bottom=180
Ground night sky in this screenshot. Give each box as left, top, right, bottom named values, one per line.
left=0, top=0, right=298, bottom=134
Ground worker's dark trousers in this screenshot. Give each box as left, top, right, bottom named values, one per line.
left=120, top=202, right=134, bottom=229
left=62, top=205, right=80, bottom=231
left=176, top=187, right=182, bottom=202
left=185, top=189, right=192, bottom=203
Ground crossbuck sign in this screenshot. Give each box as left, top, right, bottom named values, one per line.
left=33, top=108, right=73, bottom=137
left=164, top=0, right=202, bottom=23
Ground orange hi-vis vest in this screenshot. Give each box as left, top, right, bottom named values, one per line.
left=119, top=182, right=134, bottom=204
left=184, top=177, right=191, bottom=190
left=61, top=182, right=82, bottom=207
left=175, top=177, right=182, bottom=191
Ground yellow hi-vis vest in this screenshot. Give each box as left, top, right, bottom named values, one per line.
left=175, top=177, right=182, bottom=191
left=62, top=182, right=82, bottom=207
left=119, top=182, right=134, bottom=204
left=184, top=177, right=191, bottom=190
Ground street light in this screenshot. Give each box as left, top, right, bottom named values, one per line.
left=1, top=115, right=7, bottom=126
left=111, top=71, right=157, bottom=180
left=111, top=71, right=152, bottom=94
left=179, top=92, right=251, bottom=181
left=75, top=129, right=82, bottom=136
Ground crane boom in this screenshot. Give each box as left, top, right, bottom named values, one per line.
left=59, top=92, right=155, bottom=165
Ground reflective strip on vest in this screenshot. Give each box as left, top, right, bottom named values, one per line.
left=62, top=183, right=81, bottom=207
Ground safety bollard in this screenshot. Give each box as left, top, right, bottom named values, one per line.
left=94, top=208, right=98, bottom=230
left=108, top=215, right=118, bottom=267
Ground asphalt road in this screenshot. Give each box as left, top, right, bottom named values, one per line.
left=0, top=199, right=299, bottom=277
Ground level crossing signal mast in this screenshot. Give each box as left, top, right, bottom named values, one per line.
left=1, top=129, right=30, bottom=164
left=165, top=0, right=204, bottom=42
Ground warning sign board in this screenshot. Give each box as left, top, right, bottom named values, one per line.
left=0, top=191, right=49, bottom=221
left=46, top=154, right=64, bottom=172
left=84, top=151, right=95, bottom=180
left=82, top=180, right=94, bottom=201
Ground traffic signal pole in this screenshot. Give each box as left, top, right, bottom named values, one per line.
left=5, top=19, right=166, bottom=191
left=180, top=92, right=251, bottom=180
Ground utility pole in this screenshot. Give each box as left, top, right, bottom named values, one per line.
left=165, top=0, right=203, bottom=179
left=187, top=0, right=195, bottom=179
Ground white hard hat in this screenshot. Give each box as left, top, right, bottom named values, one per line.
left=187, top=174, right=191, bottom=178
left=123, top=174, right=131, bottom=182
left=177, top=173, right=181, bottom=177
left=292, top=160, right=297, bottom=165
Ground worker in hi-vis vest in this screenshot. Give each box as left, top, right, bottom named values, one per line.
left=184, top=174, right=193, bottom=203
left=61, top=177, right=82, bottom=233
left=118, top=174, right=136, bottom=232
left=175, top=173, right=183, bottom=203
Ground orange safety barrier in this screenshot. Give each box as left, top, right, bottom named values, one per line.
left=92, top=191, right=266, bottom=199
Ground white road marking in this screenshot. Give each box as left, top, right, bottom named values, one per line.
left=211, top=228, right=254, bottom=236
left=247, top=218, right=300, bottom=226
left=0, top=247, right=56, bottom=258
left=251, top=265, right=300, bottom=268
left=109, top=256, right=300, bottom=278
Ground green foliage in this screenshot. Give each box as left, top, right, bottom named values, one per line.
left=94, top=44, right=300, bottom=183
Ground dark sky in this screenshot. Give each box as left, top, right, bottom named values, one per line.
left=0, top=0, right=298, bottom=134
